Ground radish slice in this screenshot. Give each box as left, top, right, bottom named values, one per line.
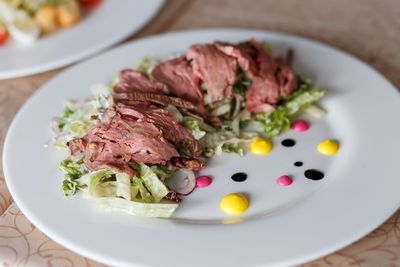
left=165, top=169, right=196, bottom=196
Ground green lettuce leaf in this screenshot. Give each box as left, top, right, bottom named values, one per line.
left=202, top=131, right=258, bottom=157
left=139, top=164, right=169, bottom=202
left=60, top=155, right=88, bottom=197
left=182, top=116, right=215, bottom=140
left=62, top=179, right=80, bottom=197
left=254, top=108, right=290, bottom=138
left=94, top=197, right=178, bottom=218
left=135, top=57, right=152, bottom=74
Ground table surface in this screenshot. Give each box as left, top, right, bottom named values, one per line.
left=0, top=0, right=399, bottom=266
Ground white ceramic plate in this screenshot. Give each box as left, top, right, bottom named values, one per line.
left=3, top=29, right=400, bottom=267
left=0, top=0, right=164, bottom=80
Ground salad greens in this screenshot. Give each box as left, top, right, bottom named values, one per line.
left=50, top=83, right=110, bottom=149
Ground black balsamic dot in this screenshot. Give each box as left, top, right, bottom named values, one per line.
left=294, top=161, right=303, bottom=167
left=231, top=172, right=247, bottom=182
left=304, top=169, right=325, bottom=180
left=281, top=139, right=296, bottom=147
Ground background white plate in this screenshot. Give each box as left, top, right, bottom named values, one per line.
left=3, top=29, right=400, bottom=267
left=0, top=0, right=164, bottom=80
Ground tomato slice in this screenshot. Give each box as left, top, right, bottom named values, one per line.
left=0, top=28, right=8, bottom=46
left=79, top=0, right=102, bottom=9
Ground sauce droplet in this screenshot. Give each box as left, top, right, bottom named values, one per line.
left=294, top=161, right=303, bottom=167
left=196, top=176, right=212, bottom=188
left=220, top=193, right=249, bottom=215
left=317, top=140, right=339, bottom=156
left=304, top=169, right=325, bottom=180
left=291, top=120, right=310, bottom=132
left=276, top=175, right=293, bottom=186
left=231, top=172, right=247, bottom=182
left=281, top=139, right=296, bottom=147
left=249, top=138, right=273, bottom=155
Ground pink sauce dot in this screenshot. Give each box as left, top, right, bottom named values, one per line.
left=291, top=120, right=310, bottom=132
left=196, top=176, right=212, bottom=188
left=276, top=175, right=293, bottom=186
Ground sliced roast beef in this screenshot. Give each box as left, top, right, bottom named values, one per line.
left=81, top=113, right=180, bottom=174
left=113, top=91, right=198, bottom=111
left=151, top=56, right=205, bottom=113
left=215, top=41, right=259, bottom=78
left=215, top=40, right=297, bottom=112
left=115, top=102, right=201, bottom=157
left=187, top=44, right=237, bottom=103
left=113, top=69, right=166, bottom=94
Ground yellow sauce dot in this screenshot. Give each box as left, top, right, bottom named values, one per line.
left=249, top=138, right=273, bottom=155
left=317, top=140, right=339, bottom=156
left=220, top=193, right=249, bottom=215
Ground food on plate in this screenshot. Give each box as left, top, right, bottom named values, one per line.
left=219, top=193, right=249, bottom=215
left=304, top=169, right=325, bottom=180
left=0, top=0, right=101, bottom=45
left=290, top=119, right=309, bottom=132
left=50, top=39, right=327, bottom=218
left=195, top=175, right=212, bottom=188
left=281, top=138, right=296, bottom=147
left=249, top=137, right=273, bottom=155
left=276, top=175, right=293, bottom=186
left=317, top=139, right=339, bottom=156
left=231, top=172, right=247, bottom=182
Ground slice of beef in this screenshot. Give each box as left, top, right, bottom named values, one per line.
left=113, top=91, right=197, bottom=111
left=247, top=40, right=296, bottom=110
left=244, top=76, right=279, bottom=112
left=215, top=41, right=259, bottom=78
left=81, top=114, right=180, bottom=174
left=115, top=103, right=201, bottom=157
left=216, top=40, right=296, bottom=112
left=151, top=56, right=205, bottom=113
left=113, top=69, right=166, bottom=94
left=187, top=44, right=237, bottom=103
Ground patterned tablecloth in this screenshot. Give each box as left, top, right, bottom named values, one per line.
left=0, top=0, right=399, bottom=266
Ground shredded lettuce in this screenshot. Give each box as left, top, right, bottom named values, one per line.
left=50, top=85, right=111, bottom=148
left=88, top=169, right=116, bottom=197
left=60, top=155, right=88, bottom=197
left=82, top=167, right=177, bottom=217
left=139, top=164, right=169, bottom=202
left=115, top=172, right=132, bottom=201
left=282, top=79, right=325, bottom=116
left=182, top=116, right=215, bottom=140
left=135, top=57, right=152, bottom=74
left=254, top=108, right=290, bottom=138
left=303, top=104, right=327, bottom=118
left=210, top=99, right=231, bottom=117
left=62, top=179, right=80, bottom=197
left=95, top=197, right=178, bottom=218
left=202, top=131, right=258, bottom=157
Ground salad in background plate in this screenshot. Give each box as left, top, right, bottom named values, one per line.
left=0, top=0, right=101, bottom=45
